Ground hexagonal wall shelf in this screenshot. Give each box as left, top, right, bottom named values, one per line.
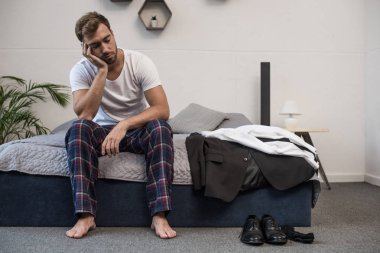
left=138, top=0, right=172, bottom=30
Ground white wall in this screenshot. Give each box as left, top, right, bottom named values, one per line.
left=365, top=0, right=380, bottom=186
left=0, top=0, right=368, bottom=182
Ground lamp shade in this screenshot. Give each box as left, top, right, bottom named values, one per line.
left=280, top=100, right=301, bottom=115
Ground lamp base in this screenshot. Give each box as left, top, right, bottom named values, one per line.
left=284, top=118, right=299, bottom=130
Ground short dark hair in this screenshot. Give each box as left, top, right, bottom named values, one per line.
left=75, top=11, right=111, bottom=42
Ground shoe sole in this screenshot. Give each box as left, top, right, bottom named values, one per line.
left=240, top=239, right=264, bottom=246
left=266, top=240, right=287, bottom=245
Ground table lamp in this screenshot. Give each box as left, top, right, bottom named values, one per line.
left=280, top=100, right=301, bottom=130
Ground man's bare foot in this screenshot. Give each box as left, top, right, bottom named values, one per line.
left=66, top=213, right=96, bottom=239
left=151, top=212, right=177, bottom=239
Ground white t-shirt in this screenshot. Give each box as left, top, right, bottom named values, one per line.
left=69, top=49, right=161, bottom=125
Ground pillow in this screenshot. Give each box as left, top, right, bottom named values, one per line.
left=216, top=113, right=252, bottom=129
left=168, top=103, right=227, bottom=134
left=50, top=119, right=76, bottom=134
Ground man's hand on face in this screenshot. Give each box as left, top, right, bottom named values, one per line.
left=82, top=43, right=108, bottom=71
left=101, top=122, right=128, bottom=156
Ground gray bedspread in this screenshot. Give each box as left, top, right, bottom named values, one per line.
left=0, top=113, right=253, bottom=185
left=0, top=132, right=192, bottom=185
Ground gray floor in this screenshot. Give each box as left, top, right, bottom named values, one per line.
left=1, top=182, right=380, bottom=253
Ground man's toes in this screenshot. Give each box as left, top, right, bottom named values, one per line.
left=167, top=230, right=176, bottom=238
left=162, top=231, right=171, bottom=239
left=159, top=233, right=168, bottom=239
left=73, top=231, right=84, bottom=239
left=155, top=229, right=168, bottom=239
left=158, top=228, right=176, bottom=239
left=66, top=226, right=91, bottom=239
left=74, top=227, right=89, bottom=239
left=66, top=229, right=77, bottom=238
left=156, top=230, right=165, bottom=238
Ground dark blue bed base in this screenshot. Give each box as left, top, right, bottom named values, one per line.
left=0, top=171, right=312, bottom=227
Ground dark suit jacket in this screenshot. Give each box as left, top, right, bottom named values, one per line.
left=185, top=133, right=316, bottom=202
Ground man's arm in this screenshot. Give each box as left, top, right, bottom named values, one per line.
left=121, top=85, right=170, bottom=129
left=72, top=70, right=107, bottom=120
left=101, top=85, right=170, bottom=156
left=73, top=43, right=108, bottom=120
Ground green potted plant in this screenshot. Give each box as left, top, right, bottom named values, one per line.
left=0, top=75, right=70, bottom=144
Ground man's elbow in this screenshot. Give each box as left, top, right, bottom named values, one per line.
left=161, top=107, right=170, bottom=121
left=77, top=112, right=95, bottom=121
left=161, top=115, right=170, bottom=121
left=74, top=106, right=95, bottom=121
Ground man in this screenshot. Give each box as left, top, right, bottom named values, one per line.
left=65, top=11, right=176, bottom=239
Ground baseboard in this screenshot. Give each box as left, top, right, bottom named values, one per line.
left=319, top=173, right=380, bottom=186
left=364, top=173, right=380, bottom=187
left=324, top=173, right=365, bottom=183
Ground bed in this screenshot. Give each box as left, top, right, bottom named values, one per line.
left=0, top=62, right=319, bottom=227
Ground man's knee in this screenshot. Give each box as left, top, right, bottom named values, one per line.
left=146, top=119, right=173, bottom=137
left=65, top=119, right=98, bottom=143
left=69, top=119, right=98, bottom=131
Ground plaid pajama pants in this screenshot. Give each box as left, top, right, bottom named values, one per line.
left=65, top=119, right=174, bottom=217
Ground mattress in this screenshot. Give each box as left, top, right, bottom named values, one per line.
left=0, top=113, right=251, bottom=185
left=0, top=132, right=192, bottom=184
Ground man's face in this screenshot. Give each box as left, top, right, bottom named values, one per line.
left=83, top=23, right=118, bottom=65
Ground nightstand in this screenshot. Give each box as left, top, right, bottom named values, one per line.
left=288, top=128, right=331, bottom=190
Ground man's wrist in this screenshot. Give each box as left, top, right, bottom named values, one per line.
left=119, top=119, right=131, bottom=131
left=97, top=67, right=108, bottom=76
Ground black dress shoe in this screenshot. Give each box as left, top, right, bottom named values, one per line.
left=261, top=214, right=287, bottom=245
left=240, top=215, right=264, bottom=246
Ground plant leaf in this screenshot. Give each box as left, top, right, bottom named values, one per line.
left=0, top=76, right=71, bottom=143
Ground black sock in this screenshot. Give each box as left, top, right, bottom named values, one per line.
left=280, top=225, right=314, bottom=244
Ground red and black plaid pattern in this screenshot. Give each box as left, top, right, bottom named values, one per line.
left=65, top=119, right=174, bottom=217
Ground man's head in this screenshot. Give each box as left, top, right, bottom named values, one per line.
left=75, top=12, right=118, bottom=65
left=75, top=11, right=111, bottom=43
